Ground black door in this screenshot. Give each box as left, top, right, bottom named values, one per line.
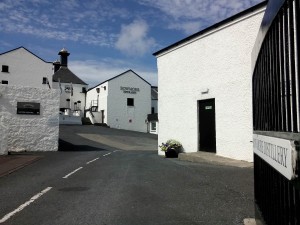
left=101, top=110, right=104, bottom=123
left=198, top=99, right=216, bottom=153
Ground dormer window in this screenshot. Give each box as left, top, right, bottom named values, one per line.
left=2, top=65, right=9, bottom=72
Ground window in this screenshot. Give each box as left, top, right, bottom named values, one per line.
left=151, top=107, right=155, bottom=114
left=151, top=122, right=157, bottom=131
left=1, top=80, right=8, bottom=84
left=127, top=98, right=134, bottom=106
left=2, top=65, right=9, bottom=72
left=82, top=87, right=87, bottom=93
left=42, top=77, right=48, bottom=84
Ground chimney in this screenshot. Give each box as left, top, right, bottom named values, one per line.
left=58, top=48, right=70, bottom=67
left=53, top=59, right=61, bottom=73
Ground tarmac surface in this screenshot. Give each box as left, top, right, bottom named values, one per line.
left=0, top=150, right=253, bottom=178
left=0, top=126, right=255, bottom=225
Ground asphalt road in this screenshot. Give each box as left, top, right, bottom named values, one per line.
left=0, top=126, right=254, bottom=225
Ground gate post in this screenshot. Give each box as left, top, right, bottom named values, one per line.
left=252, top=0, right=300, bottom=224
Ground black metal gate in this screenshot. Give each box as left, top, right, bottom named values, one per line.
left=252, top=0, right=300, bottom=224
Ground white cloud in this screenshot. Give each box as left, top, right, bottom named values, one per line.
left=115, top=20, right=156, bottom=56
left=69, top=58, right=157, bottom=88
left=140, top=0, right=263, bottom=34
left=0, top=0, right=128, bottom=47
left=169, top=21, right=203, bottom=35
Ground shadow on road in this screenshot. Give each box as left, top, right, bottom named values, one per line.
left=58, top=139, right=106, bottom=152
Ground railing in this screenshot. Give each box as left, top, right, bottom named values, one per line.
left=90, top=100, right=98, bottom=112
left=252, top=0, right=300, bottom=224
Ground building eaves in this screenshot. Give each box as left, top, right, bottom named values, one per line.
left=88, top=69, right=151, bottom=91
left=153, top=1, right=268, bottom=57
left=0, top=46, right=52, bottom=63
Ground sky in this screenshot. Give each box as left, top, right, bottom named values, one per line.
left=0, top=0, right=263, bottom=88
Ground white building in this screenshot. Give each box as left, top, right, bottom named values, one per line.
left=0, top=47, right=53, bottom=88
left=86, top=70, right=151, bottom=133
left=153, top=2, right=266, bottom=161
left=147, top=86, right=158, bottom=134
left=52, top=48, right=88, bottom=123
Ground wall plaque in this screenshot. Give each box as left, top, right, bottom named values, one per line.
left=17, top=102, right=40, bottom=115
left=253, top=134, right=298, bottom=180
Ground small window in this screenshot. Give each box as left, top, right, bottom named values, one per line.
left=127, top=98, right=134, bottom=106
left=151, top=122, right=157, bottom=131
left=103, top=86, right=106, bottom=91
left=42, top=77, right=48, bottom=84
left=82, top=87, right=87, bottom=93
left=2, top=65, right=9, bottom=72
left=1, top=80, right=8, bottom=84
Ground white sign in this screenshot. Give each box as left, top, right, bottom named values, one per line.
left=253, top=134, right=298, bottom=180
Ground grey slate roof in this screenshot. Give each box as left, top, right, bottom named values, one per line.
left=52, top=66, right=87, bottom=85
left=147, top=113, right=158, bottom=122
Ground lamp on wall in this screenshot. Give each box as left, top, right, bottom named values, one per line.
left=201, top=88, right=209, bottom=94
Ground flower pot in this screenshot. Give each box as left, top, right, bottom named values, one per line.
left=165, top=148, right=178, bottom=158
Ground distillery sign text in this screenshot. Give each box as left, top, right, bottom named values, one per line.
left=253, top=134, right=298, bottom=180
left=120, top=86, right=140, bottom=94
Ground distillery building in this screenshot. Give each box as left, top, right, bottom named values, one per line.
left=153, top=2, right=267, bottom=161
left=52, top=48, right=88, bottom=123
left=0, top=47, right=53, bottom=88
left=86, top=70, right=151, bottom=133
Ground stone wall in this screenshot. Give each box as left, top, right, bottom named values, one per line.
left=0, top=85, right=60, bottom=155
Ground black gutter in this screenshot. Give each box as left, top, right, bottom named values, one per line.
left=153, top=1, right=268, bottom=57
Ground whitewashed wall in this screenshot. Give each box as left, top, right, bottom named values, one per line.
left=0, top=85, right=60, bottom=155
left=156, top=8, right=265, bottom=161
left=86, top=81, right=108, bottom=123
left=108, top=72, right=151, bottom=132
left=52, top=82, right=87, bottom=113
left=0, top=48, right=53, bottom=88
left=86, top=71, right=151, bottom=132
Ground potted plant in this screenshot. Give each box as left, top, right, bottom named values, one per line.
left=159, top=139, right=182, bottom=158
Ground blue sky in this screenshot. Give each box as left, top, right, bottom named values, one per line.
left=0, top=0, right=263, bottom=87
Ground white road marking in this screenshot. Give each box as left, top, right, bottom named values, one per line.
left=113, top=150, right=119, bottom=152
left=103, top=152, right=111, bottom=157
left=62, top=167, right=83, bottom=179
left=0, top=187, right=52, bottom=223
left=86, top=157, right=99, bottom=164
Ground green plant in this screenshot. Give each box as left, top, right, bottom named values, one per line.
left=159, top=139, right=182, bottom=152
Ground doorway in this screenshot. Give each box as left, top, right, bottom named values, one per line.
left=198, top=99, right=216, bottom=153
left=101, top=110, right=104, bottom=123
